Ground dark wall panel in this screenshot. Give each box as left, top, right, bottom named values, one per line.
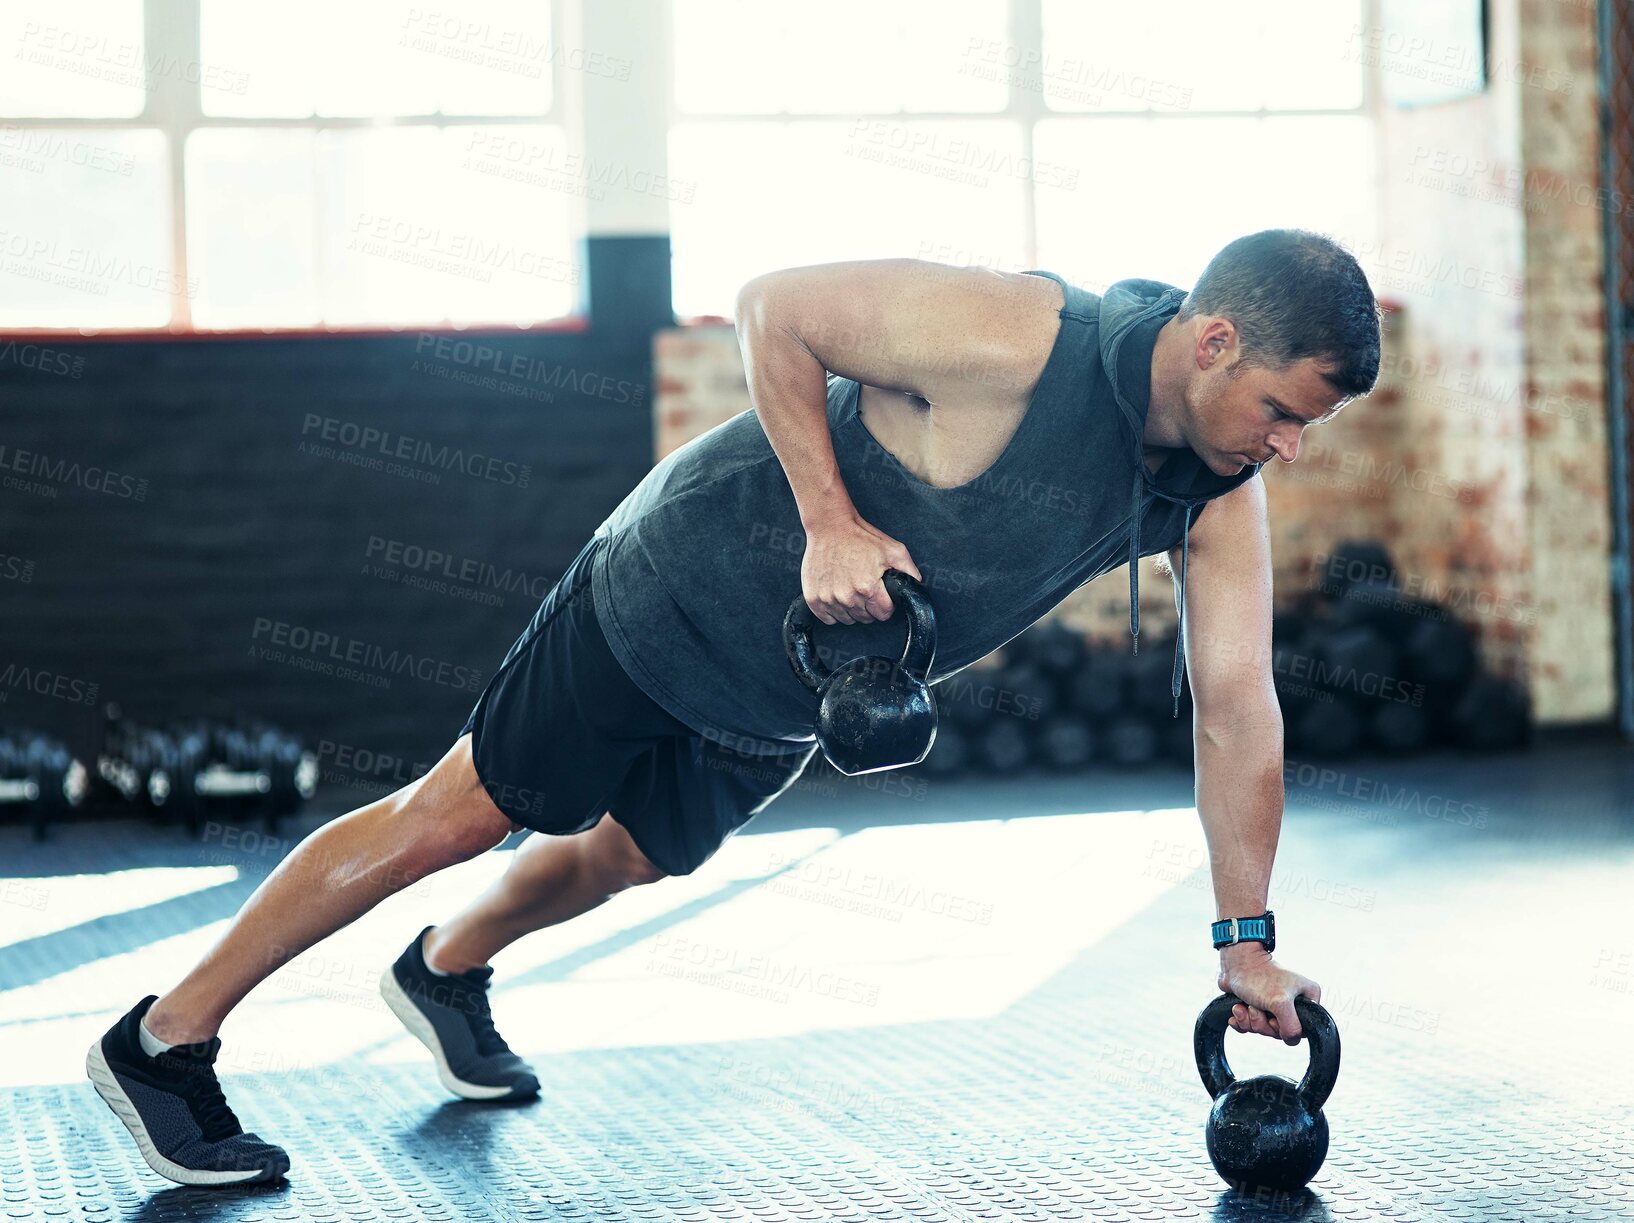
left=0, top=236, right=670, bottom=795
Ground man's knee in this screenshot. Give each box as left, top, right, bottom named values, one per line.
left=397, top=736, right=516, bottom=862
left=589, top=814, right=669, bottom=889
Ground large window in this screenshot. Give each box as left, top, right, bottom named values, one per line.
left=0, top=0, right=579, bottom=332
left=667, top=0, right=1377, bottom=318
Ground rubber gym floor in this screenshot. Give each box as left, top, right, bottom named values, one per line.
left=2, top=741, right=1630, bottom=1222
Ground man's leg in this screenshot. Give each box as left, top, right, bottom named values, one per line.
left=143, top=734, right=517, bottom=1044
left=374, top=811, right=666, bottom=1100
left=421, top=811, right=667, bottom=975
left=86, top=733, right=518, bottom=1187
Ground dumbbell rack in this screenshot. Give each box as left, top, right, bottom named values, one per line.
left=96, top=704, right=318, bottom=837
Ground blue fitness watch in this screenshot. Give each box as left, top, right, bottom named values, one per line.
left=1211, top=910, right=1275, bottom=953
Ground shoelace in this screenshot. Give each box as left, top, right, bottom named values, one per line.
left=156, top=1055, right=243, bottom=1143
left=460, top=978, right=509, bottom=1057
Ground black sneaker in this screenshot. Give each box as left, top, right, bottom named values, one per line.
left=380, top=925, right=540, bottom=1101
left=86, top=996, right=289, bottom=1187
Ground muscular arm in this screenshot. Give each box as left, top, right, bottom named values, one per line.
left=1167, top=476, right=1284, bottom=923
left=732, top=259, right=1055, bottom=531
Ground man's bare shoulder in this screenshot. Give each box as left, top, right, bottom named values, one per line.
left=1186, top=474, right=1270, bottom=558
left=740, top=259, right=1065, bottom=407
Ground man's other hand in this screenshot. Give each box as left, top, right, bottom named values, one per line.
left=1216, top=946, right=1321, bottom=1046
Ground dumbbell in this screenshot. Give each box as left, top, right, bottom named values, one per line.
left=0, top=727, right=88, bottom=840
left=975, top=718, right=1032, bottom=773
left=97, top=709, right=194, bottom=817
left=101, top=708, right=317, bottom=834
left=1068, top=647, right=1126, bottom=720
left=183, top=717, right=318, bottom=824
left=1103, top=713, right=1159, bottom=768
left=917, top=722, right=968, bottom=777
left=1037, top=714, right=1095, bottom=770
left=1018, top=621, right=1087, bottom=678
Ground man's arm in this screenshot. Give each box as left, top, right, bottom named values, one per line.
left=733, top=259, right=1055, bottom=519
left=1168, top=476, right=1321, bottom=1042
left=733, top=260, right=1056, bottom=624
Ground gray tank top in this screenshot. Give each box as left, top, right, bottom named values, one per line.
left=589, top=273, right=1260, bottom=756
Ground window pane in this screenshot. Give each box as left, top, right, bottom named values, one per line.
left=200, top=0, right=553, bottom=118
left=186, top=129, right=322, bottom=328
left=673, top=0, right=1006, bottom=114
left=1033, top=115, right=1376, bottom=289
left=315, top=127, right=578, bottom=326
left=0, top=0, right=146, bottom=118
left=669, top=119, right=1034, bottom=318
left=1041, top=0, right=1362, bottom=113
left=0, top=129, right=172, bottom=327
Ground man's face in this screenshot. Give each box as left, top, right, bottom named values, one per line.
left=1190, top=346, right=1348, bottom=476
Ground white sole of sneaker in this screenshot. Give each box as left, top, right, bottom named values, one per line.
left=84, top=1040, right=280, bottom=1187
left=377, top=967, right=522, bottom=1101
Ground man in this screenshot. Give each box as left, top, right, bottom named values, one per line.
left=87, top=228, right=1380, bottom=1186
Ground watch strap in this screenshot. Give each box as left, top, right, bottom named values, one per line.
left=1211, top=910, right=1275, bottom=952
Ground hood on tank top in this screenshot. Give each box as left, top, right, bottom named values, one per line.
left=1096, top=277, right=1263, bottom=718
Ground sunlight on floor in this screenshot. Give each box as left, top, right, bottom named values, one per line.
left=0, top=810, right=1208, bottom=1087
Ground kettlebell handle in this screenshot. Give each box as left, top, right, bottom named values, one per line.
left=782, top=569, right=936, bottom=695
left=1193, top=993, right=1341, bottom=1112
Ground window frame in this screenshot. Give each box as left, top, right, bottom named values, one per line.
left=664, top=0, right=1385, bottom=322
left=0, top=0, right=587, bottom=339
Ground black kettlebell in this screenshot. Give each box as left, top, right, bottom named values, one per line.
left=1193, top=993, right=1341, bottom=1193
left=782, top=569, right=937, bottom=776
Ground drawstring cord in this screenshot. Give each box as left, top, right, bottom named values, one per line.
left=1128, top=469, right=1143, bottom=656
left=1127, top=467, right=1194, bottom=719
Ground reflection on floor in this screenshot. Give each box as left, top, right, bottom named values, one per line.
left=2, top=744, right=1631, bottom=1221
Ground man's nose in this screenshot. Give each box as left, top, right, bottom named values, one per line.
left=1268, top=425, right=1305, bottom=463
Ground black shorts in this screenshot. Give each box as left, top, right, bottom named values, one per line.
left=458, top=536, right=817, bottom=876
